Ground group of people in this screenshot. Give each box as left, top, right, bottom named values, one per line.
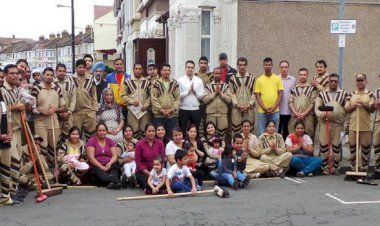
left=0, top=52, right=379, bottom=206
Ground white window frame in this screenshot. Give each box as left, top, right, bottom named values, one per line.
left=199, top=9, right=213, bottom=64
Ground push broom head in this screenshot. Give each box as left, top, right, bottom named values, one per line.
left=36, top=194, right=48, bottom=202
left=42, top=187, right=63, bottom=197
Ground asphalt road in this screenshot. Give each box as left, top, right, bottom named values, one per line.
left=1, top=175, right=380, bottom=226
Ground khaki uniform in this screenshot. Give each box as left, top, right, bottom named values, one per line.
left=315, top=89, right=347, bottom=172
left=1, top=81, right=22, bottom=195
left=54, top=77, right=76, bottom=141
left=195, top=71, right=212, bottom=88
left=122, top=75, right=151, bottom=139
left=19, top=149, right=54, bottom=189
left=345, top=89, right=375, bottom=171
left=0, top=91, right=12, bottom=199
left=72, top=73, right=98, bottom=137
left=195, top=71, right=212, bottom=138
left=57, top=139, right=86, bottom=184
left=373, top=88, right=380, bottom=172
left=242, top=133, right=270, bottom=177
left=258, top=133, right=292, bottom=172
left=312, top=73, right=329, bottom=92
left=203, top=81, right=232, bottom=140
left=229, top=72, right=256, bottom=135
left=31, top=82, right=65, bottom=166
left=151, top=78, right=180, bottom=118
left=288, top=84, right=317, bottom=138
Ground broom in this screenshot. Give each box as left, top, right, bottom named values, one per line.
left=20, top=112, right=47, bottom=202
left=21, top=112, right=62, bottom=197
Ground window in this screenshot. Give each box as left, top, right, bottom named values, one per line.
left=200, top=10, right=212, bottom=62
left=103, top=54, right=108, bottom=60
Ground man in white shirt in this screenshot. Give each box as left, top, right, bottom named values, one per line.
left=178, top=60, right=205, bottom=133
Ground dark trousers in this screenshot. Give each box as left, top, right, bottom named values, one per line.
left=122, top=107, right=128, bottom=127
left=136, top=172, right=149, bottom=189
left=153, top=117, right=178, bottom=140
left=90, top=163, right=120, bottom=187
left=279, top=114, right=291, bottom=139
left=178, top=109, right=200, bottom=134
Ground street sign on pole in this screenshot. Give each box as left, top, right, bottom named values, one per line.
left=330, top=19, right=356, bottom=34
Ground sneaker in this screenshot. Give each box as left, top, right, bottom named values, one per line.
left=307, top=172, right=314, bottom=177
left=11, top=198, right=23, bottom=205
left=296, top=171, right=304, bottom=177
left=232, top=180, right=238, bottom=190
left=252, top=173, right=261, bottom=179
left=120, top=174, right=128, bottom=188
left=276, top=168, right=285, bottom=178
left=243, top=177, right=250, bottom=187
left=0, top=197, right=13, bottom=206
left=196, top=185, right=202, bottom=191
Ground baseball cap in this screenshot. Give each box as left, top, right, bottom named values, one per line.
left=356, top=73, right=366, bottom=80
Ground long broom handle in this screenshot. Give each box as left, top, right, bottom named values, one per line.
left=51, top=114, right=59, bottom=182
left=20, top=112, right=45, bottom=194
left=117, top=189, right=215, bottom=201
left=356, top=108, right=360, bottom=172
left=366, top=110, right=378, bottom=176
left=21, top=112, right=52, bottom=190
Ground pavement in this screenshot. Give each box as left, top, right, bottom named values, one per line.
left=1, top=174, right=380, bottom=226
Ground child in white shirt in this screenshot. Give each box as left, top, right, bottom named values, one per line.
left=120, top=142, right=136, bottom=188
left=146, top=157, right=167, bottom=194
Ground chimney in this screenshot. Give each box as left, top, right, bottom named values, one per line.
left=39, top=35, right=45, bottom=41
left=56, top=33, right=61, bottom=39
left=49, top=33, right=56, bottom=40
left=85, top=25, right=92, bottom=35
left=62, top=30, right=69, bottom=38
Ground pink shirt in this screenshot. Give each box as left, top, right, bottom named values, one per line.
left=135, top=138, right=165, bottom=173
left=86, top=137, right=116, bottom=166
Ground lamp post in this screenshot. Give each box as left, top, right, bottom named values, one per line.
left=57, top=0, right=75, bottom=73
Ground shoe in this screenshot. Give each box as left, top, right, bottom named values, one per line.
left=369, top=172, right=380, bottom=180
left=121, top=174, right=128, bottom=188
left=232, top=180, right=238, bottom=190
left=107, top=182, right=120, bottom=189
left=307, top=173, right=314, bottom=177
left=296, top=172, right=304, bottom=177
left=128, top=175, right=136, bottom=188
left=276, top=168, right=285, bottom=178
left=333, top=170, right=341, bottom=176
left=11, top=198, right=23, bottom=205
left=0, top=197, right=13, bottom=206
left=243, top=177, right=250, bottom=187
left=196, top=185, right=202, bottom=191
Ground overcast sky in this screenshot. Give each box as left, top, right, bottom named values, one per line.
left=0, top=0, right=113, bottom=40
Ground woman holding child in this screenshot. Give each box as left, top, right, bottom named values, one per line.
left=135, top=124, right=165, bottom=189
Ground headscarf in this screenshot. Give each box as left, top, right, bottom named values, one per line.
left=97, top=88, right=121, bottom=120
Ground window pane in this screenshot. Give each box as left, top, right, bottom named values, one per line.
left=201, top=38, right=210, bottom=60
left=201, top=11, right=211, bottom=35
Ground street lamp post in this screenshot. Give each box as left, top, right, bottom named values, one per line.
left=57, top=0, right=75, bottom=73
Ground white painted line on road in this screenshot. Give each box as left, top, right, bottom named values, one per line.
left=284, top=177, right=303, bottom=184
left=325, top=193, right=380, bottom=205
left=296, top=178, right=307, bottom=183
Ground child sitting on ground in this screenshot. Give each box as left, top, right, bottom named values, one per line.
left=120, top=142, right=136, bottom=188
left=166, top=149, right=197, bottom=196
left=206, top=135, right=223, bottom=169
left=234, top=133, right=250, bottom=189
left=146, top=157, right=167, bottom=194
left=19, top=78, right=39, bottom=114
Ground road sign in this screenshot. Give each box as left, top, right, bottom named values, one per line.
left=330, top=20, right=356, bottom=34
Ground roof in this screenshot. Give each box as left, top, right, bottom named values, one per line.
left=0, top=37, right=34, bottom=46
left=94, top=5, right=113, bottom=20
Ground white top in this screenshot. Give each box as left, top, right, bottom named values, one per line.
left=285, top=134, right=313, bottom=147
left=167, top=164, right=192, bottom=183
left=150, top=168, right=167, bottom=186
left=279, top=74, right=296, bottom=115
left=165, top=140, right=183, bottom=169
left=177, top=74, right=205, bottom=110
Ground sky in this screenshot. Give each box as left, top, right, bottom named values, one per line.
left=0, top=0, right=114, bottom=40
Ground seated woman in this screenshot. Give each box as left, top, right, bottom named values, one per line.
left=258, top=120, right=292, bottom=177
left=135, top=123, right=165, bottom=190
left=86, top=123, right=122, bottom=189
left=156, top=124, right=170, bottom=146
left=57, top=126, right=88, bottom=185
left=241, top=120, right=269, bottom=178
left=96, top=88, right=124, bottom=143
left=165, top=126, right=190, bottom=169
left=201, top=121, right=225, bottom=169
left=185, top=124, right=208, bottom=187
left=285, top=120, right=322, bottom=177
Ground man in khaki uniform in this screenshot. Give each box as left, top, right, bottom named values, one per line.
left=72, top=59, right=98, bottom=138
left=0, top=64, right=25, bottom=200
left=229, top=57, right=256, bottom=135
left=372, top=79, right=380, bottom=178
left=344, top=73, right=375, bottom=171
left=122, top=63, right=151, bottom=139
left=32, top=67, right=66, bottom=166
left=0, top=71, right=15, bottom=205
left=54, top=63, right=76, bottom=142
left=288, top=68, right=318, bottom=138
left=312, top=60, right=329, bottom=92
left=151, top=63, right=180, bottom=139
left=315, top=73, right=347, bottom=175
left=203, top=67, right=232, bottom=140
